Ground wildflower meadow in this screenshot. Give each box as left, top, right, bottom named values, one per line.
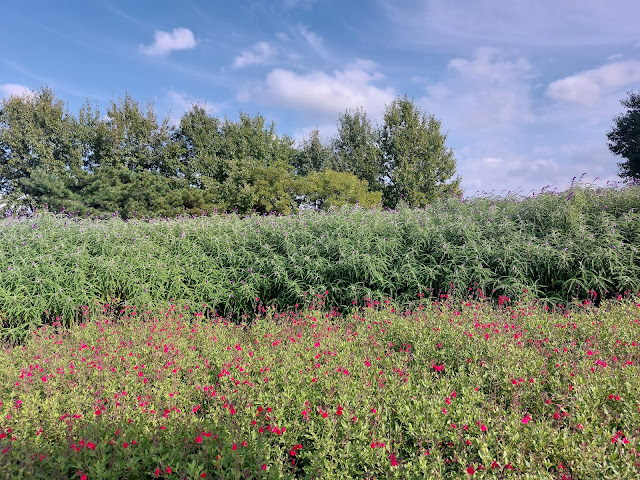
left=0, top=183, right=639, bottom=479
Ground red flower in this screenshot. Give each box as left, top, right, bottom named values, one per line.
left=467, top=465, right=475, bottom=475
left=195, top=435, right=203, bottom=443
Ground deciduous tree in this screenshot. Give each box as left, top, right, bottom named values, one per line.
left=607, top=90, right=640, bottom=181
left=331, top=107, right=382, bottom=191
left=378, top=96, right=461, bottom=208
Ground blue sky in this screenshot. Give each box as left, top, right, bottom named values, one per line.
left=2, top=0, right=640, bottom=197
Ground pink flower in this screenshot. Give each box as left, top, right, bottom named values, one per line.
left=522, top=414, right=532, bottom=424
left=480, top=424, right=487, bottom=432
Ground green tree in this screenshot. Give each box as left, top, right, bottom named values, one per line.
left=78, top=167, right=220, bottom=218
left=100, top=93, right=172, bottom=173
left=607, top=90, right=640, bottom=181
left=378, top=96, right=461, bottom=208
left=248, top=164, right=298, bottom=215
left=0, top=86, right=81, bottom=205
left=77, top=100, right=111, bottom=172
left=296, top=169, right=382, bottom=210
left=172, top=104, right=225, bottom=187
left=218, top=111, right=295, bottom=169
left=331, top=107, right=382, bottom=191
left=292, top=128, right=331, bottom=176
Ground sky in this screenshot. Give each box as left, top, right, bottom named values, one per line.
left=2, top=0, right=640, bottom=197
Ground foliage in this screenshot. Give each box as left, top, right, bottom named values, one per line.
left=331, top=107, right=382, bottom=191
left=378, top=96, right=461, bottom=208
left=291, top=128, right=331, bottom=176
left=0, top=87, right=81, bottom=198
left=607, top=90, right=640, bottom=180
left=0, top=298, right=639, bottom=478
left=297, top=169, right=382, bottom=209
left=171, top=104, right=225, bottom=186
left=0, top=183, right=639, bottom=341
left=99, top=93, right=172, bottom=173
left=1, top=87, right=469, bottom=218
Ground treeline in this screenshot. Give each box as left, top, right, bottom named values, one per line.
left=0, top=87, right=461, bottom=218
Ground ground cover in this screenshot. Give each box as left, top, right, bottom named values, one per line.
left=1, top=183, right=639, bottom=343
left=1, top=295, right=639, bottom=479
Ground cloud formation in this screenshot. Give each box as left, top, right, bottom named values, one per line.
left=419, top=48, right=536, bottom=134
left=140, top=28, right=196, bottom=56
left=0, top=84, right=32, bottom=98
left=233, top=42, right=276, bottom=69
left=546, top=60, right=640, bottom=106
left=241, top=60, right=395, bottom=119
left=382, top=0, right=640, bottom=47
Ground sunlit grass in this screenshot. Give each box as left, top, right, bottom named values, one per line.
left=1, top=182, right=639, bottom=343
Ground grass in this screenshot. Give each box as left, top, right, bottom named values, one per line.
left=1, top=181, right=640, bottom=478
left=1, top=182, right=639, bottom=343
left=0, top=295, right=639, bottom=478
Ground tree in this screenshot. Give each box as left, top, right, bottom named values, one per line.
left=0, top=86, right=81, bottom=210
left=218, top=111, right=295, bottom=169
left=378, top=96, right=461, bottom=208
left=296, top=169, right=382, bottom=210
left=100, top=93, right=172, bottom=173
left=172, top=104, right=224, bottom=187
left=292, top=128, right=331, bottom=176
left=331, top=107, right=382, bottom=191
left=607, top=90, right=640, bottom=181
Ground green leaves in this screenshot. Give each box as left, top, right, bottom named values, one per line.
left=607, top=90, right=640, bottom=181
left=378, top=96, right=461, bottom=208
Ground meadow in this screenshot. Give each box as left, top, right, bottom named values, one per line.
left=0, top=183, right=639, bottom=479
left=1, top=183, right=639, bottom=343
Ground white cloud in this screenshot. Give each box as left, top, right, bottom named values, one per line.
left=298, top=26, right=329, bottom=59
left=457, top=141, right=623, bottom=196
left=546, top=60, right=640, bottom=106
left=0, top=83, right=32, bottom=98
left=241, top=61, right=395, bottom=119
left=140, top=27, right=196, bottom=56
left=382, top=0, right=640, bottom=47
left=233, top=42, right=276, bottom=69
left=418, top=48, right=536, bottom=133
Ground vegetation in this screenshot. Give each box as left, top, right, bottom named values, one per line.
left=0, top=182, right=639, bottom=343
left=608, top=90, right=640, bottom=181
left=1, top=295, right=639, bottom=478
left=0, top=88, right=461, bottom=216
left=1, top=87, right=639, bottom=479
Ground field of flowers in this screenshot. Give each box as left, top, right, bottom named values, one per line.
left=1, top=295, right=639, bottom=479
left=0, top=182, right=639, bottom=478
left=1, top=183, right=639, bottom=343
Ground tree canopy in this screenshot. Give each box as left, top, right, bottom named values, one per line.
left=1, top=87, right=463, bottom=217
left=607, top=90, right=640, bottom=181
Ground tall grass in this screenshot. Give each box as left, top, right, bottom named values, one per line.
left=1, top=183, right=639, bottom=342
